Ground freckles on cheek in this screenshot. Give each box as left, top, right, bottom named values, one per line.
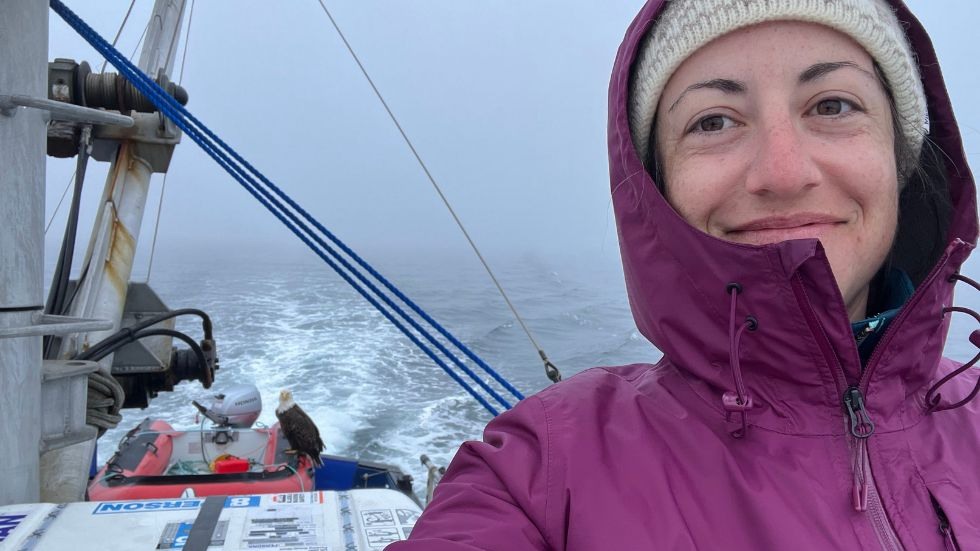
left=665, top=177, right=718, bottom=233
left=662, top=138, right=748, bottom=234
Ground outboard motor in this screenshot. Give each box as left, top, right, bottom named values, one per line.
left=192, top=383, right=262, bottom=428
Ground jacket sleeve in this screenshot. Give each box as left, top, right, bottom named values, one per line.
left=386, top=395, right=555, bottom=550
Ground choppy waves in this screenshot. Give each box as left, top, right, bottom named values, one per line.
left=96, top=258, right=655, bottom=498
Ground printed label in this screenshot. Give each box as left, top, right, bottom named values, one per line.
left=242, top=506, right=325, bottom=549
left=226, top=496, right=262, bottom=508
left=361, top=510, right=394, bottom=527
left=93, top=496, right=260, bottom=514
left=359, top=509, right=417, bottom=548
left=365, top=527, right=400, bottom=548
left=0, top=514, right=28, bottom=542
left=94, top=500, right=202, bottom=515
left=271, top=492, right=324, bottom=504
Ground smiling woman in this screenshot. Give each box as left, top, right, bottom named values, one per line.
left=653, top=21, right=902, bottom=322
left=389, top=1, right=979, bottom=550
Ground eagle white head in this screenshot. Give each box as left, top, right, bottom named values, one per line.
left=274, top=387, right=325, bottom=467
left=276, top=388, right=296, bottom=414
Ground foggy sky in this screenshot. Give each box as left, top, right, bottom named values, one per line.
left=44, top=1, right=980, bottom=275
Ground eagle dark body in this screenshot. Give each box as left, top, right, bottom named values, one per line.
left=275, top=391, right=325, bottom=468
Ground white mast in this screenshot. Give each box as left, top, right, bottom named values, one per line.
left=0, top=0, right=49, bottom=506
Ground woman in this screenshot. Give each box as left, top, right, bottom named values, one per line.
left=391, top=0, right=978, bottom=549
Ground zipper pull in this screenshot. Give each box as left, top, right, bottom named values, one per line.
left=932, top=495, right=958, bottom=551
left=844, top=386, right=874, bottom=512
left=851, top=437, right=869, bottom=512
left=940, top=521, right=957, bottom=551
left=843, top=386, right=875, bottom=438
left=852, top=477, right=869, bottom=511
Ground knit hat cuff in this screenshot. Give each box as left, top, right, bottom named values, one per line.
left=629, top=0, right=927, bottom=167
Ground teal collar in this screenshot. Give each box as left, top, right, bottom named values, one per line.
left=852, top=269, right=915, bottom=366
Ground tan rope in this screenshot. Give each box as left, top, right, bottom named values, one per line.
left=313, top=0, right=561, bottom=383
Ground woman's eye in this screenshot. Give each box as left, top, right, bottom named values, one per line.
left=691, top=114, right=734, bottom=133
left=812, top=98, right=855, bottom=116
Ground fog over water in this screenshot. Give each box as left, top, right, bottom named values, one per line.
left=45, top=1, right=979, bottom=266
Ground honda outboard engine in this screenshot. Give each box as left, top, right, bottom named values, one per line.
left=192, top=383, right=262, bottom=428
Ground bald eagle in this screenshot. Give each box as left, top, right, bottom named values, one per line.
left=275, top=389, right=325, bottom=468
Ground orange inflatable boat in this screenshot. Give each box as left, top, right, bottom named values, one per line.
left=87, top=418, right=315, bottom=500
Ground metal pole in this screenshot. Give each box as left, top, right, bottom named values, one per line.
left=0, top=0, right=48, bottom=506
left=0, top=94, right=134, bottom=126
left=41, top=0, right=186, bottom=502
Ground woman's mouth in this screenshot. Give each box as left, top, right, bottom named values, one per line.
left=724, top=214, right=846, bottom=245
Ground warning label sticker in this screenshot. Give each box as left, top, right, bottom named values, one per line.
left=241, top=506, right=326, bottom=550
left=361, top=509, right=394, bottom=527
left=359, top=508, right=418, bottom=548
left=365, top=527, right=400, bottom=548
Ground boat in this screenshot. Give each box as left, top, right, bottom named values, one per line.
left=87, top=418, right=318, bottom=500
left=3, top=0, right=977, bottom=548
left=0, top=0, right=528, bottom=547
left=86, top=384, right=416, bottom=502
left=4, top=491, right=424, bottom=550
left=87, top=384, right=319, bottom=501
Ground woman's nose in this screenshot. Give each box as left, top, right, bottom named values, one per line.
left=743, top=122, right=820, bottom=197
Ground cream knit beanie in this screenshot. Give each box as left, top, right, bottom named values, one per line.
left=629, top=0, right=927, bottom=167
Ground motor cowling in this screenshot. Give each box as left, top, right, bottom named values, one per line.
left=195, top=384, right=262, bottom=428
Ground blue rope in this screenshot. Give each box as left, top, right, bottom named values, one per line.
left=64, top=6, right=524, bottom=405
left=50, top=0, right=526, bottom=413
left=50, top=5, right=509, bottom=414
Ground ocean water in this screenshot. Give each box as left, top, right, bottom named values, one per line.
left=95, top=255, right=659, bottom=495
left=94, top=252, right=980, bottom=499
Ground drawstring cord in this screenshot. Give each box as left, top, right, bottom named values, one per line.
left=925, top=273, right=980, bottom=412
left=724, top=283, right=758, bottom=438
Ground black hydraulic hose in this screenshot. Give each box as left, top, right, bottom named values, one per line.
left=43, top=135, right=90, bottom=358
left=75, top=308, right=213, bottom=363
left=80, top=328, right=207, bottom=372
left=139, top=308, right=213, bottom=340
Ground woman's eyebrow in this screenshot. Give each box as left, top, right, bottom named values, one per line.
left=799, top=61, right=875, bottom=83
left=667, top=78, right=746, bottom=113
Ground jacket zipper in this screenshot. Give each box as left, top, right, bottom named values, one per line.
left=930, top=494, right=960, bottom=551
left=843, top=386, right=873, bottom=510
left=860, top=243, right=959, bottom=387
left=791, top=275, right=904, bottom=551
left=789, top=242, right=965, bottom=550
left=847, top=245, right=961, bottom=549
left=842, top=386, right=903, bottom=550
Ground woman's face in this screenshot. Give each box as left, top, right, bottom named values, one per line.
left=655, top=21, right=899, bottom=321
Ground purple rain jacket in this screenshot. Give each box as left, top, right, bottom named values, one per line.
left=391, top=1, right=979, bottom=549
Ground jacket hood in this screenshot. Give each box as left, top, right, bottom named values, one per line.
left=608, top=0, right=977, bottom=435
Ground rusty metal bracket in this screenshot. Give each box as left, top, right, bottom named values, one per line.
left=91, top=111, right=181, bottom=172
